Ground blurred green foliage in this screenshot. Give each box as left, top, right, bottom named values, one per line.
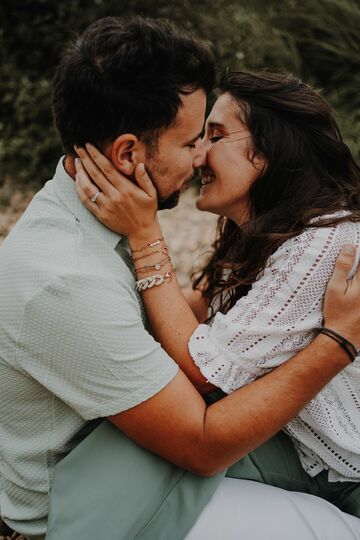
left=0, top=0, right=359, bottom=187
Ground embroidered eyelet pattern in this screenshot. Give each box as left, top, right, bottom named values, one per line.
left=188, top=215, right=360, bottom=480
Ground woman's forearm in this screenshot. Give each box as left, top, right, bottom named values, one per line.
left=129, top=222, right=216, bottom=393
left=182, top=287, right=210, bottom=323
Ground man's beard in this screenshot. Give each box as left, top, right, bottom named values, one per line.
left=158, top=190, right=181, bottom=210
left=145, top=163, right=187, bottom=211
left=157, top=173, right=196, bottom=209
left=157, top=173, right=195, bottom=209
left=144, top=142, right=196, bottom=210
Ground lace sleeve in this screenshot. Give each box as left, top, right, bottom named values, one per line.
left=188, top=220, right=359, bottom=394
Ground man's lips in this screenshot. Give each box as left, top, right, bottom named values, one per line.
left=180, top=174, right=197, bottom=192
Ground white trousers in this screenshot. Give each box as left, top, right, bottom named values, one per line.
left=186, top=478, right=360, bottom=540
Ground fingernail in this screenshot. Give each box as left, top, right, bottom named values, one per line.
left=74, top=157, right=79, bottom=169
left=341, top=244, right=355, bottom=255
left=85, top=143, right=93, bottom=150
left=138, top=163, right=145, bottom=174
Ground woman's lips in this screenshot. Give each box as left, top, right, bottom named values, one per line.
left=201, top=174, right=215, bottom=186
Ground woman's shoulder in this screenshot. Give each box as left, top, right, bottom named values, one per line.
left=270, top=211, right=360, bottom=270
left=305, top=210, right=360, bottom=254
left=287, top=210, right=359, bottom=246
left=309, top=209, right=355, bottom=224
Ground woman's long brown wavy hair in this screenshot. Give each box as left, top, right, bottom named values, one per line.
left=194, top=70, right=360, bottom=321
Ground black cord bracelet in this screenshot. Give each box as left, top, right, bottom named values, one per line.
left=318, top=327, right=359, bottom=362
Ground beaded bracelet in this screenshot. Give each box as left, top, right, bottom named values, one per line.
left=319, top=327, right=359, bottom=362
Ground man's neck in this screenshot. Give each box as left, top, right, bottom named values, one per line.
left=64, top=155, right=76, bottom=181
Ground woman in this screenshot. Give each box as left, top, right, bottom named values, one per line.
left=74, top=70, right=360, bottom=516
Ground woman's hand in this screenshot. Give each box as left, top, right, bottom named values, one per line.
left=74, top=143, right=159, bottom=239
left=324, top=244, right=360, bottom=347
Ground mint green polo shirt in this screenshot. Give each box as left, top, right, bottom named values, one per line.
left=0, top=158, right=178, bottom=537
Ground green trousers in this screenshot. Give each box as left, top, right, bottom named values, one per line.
left=46, top=421, right=225, bottom=540
left=46, top=390, right=360, bottom=539
left=228, top=430, right=360, bottom=518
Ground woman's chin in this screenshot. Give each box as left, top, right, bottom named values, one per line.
left=196, top=193, right=219, bottom=215
left=195, top=193, right=208, bottom=211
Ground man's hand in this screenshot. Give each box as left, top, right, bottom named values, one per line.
left=324, top=244, right=360, bottom=346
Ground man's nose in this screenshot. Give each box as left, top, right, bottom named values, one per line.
left=193, top=139, right=207, bottom=169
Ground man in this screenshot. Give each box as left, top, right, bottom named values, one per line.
left=0, top=17, right=359, bottom=540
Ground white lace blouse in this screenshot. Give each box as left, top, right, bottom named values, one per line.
left=188, top=214, right=360, bottom=482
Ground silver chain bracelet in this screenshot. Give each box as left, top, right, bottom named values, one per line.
left=135, top=270, right=174, bottom=291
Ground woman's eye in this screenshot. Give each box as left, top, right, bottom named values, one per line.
left=209, top=136, right=222, bottom=143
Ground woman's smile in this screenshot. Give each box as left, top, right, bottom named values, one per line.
left=201, top=174, right=215, bottom=186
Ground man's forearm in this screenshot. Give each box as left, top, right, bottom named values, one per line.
left=110, top=333, right=349, bottom=477
left=109, top=242, right=359, bottom=476
left=194, top=334, right=348, bottom=475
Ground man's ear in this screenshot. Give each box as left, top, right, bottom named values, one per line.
left=111, top=134, right=146, bottom=175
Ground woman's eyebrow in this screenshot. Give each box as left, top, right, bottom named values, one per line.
left=206, top=121, right=226, bottom=130
left=185, top=130, right=203, bottom=145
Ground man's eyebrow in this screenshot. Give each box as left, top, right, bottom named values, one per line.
left=185, top=130, right=203, bottom=145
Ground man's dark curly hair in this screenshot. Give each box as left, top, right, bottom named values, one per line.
left=52, top=16, right=215, bottom=154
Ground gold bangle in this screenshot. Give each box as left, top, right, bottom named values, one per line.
left=136, top=257, right=171, bottom=274
left=132, top=247, right=168, bottom=263
left=131, top=237, right=164, bottom=253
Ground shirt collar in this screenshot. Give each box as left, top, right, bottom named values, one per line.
left=51, top=156, right=124, bottom=250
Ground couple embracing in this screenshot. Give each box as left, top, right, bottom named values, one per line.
left=1, top=16, right=360, bottom=540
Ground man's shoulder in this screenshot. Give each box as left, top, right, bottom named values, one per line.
left=0, top=200, right=79, bottom=296
left=1, top=182, right=77, bottom=256
left=0, top=171, right=140, bottom=317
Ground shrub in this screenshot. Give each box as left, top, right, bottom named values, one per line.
left=0, top=0, right=358, bottom=188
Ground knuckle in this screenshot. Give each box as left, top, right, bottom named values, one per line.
left=91, top=170, right=100, bottom=182
left=103, top=164, right=113, bottom=176
left=83, top=184, right=93, bottom=197
left=335, top=259, right=350, bottom=271
left=114, top=192, right=123, bottom=203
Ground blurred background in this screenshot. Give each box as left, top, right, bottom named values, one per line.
left=0, top=0, right=359, bottom=282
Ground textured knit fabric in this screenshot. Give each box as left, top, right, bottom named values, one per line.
left=189, top=213, right=360, bottom=482
left=0, top=158, right=178, bottom=537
